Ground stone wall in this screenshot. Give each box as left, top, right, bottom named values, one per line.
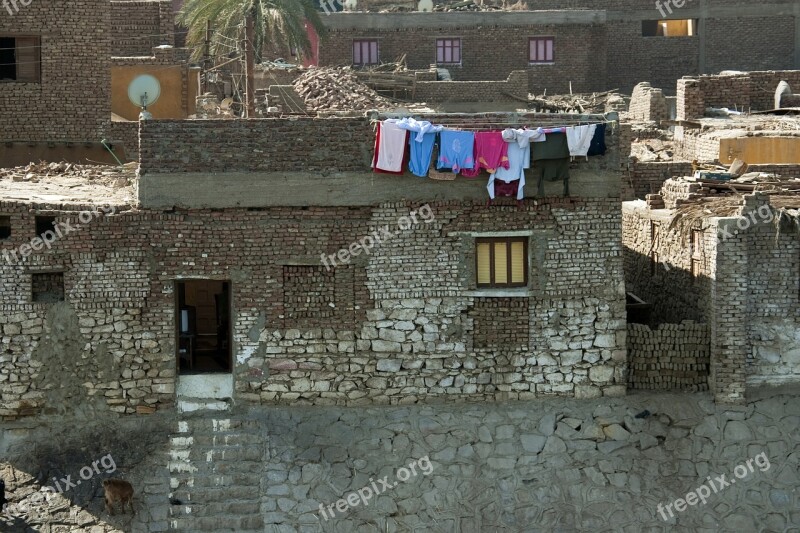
left=627, top=321, right=710, bottom=391
left=0, top=0, right=110, bottom=143
left=628, top=82, right=668, bottom=124
left=0, top=197, right=626, bottom=420
left=110, top=0, right=174, bottom=57
left=413, top=70, right=529, bottom=103
left=673, top=128, right=723, bottom=162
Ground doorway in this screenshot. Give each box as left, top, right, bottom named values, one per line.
left=175, top=280, right=232, bottom=374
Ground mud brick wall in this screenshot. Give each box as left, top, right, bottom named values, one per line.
left=628, top=83, right=668, bottom=124
left=0, top=196, right=626, bottom=418
left=704, top=17, right=796, bottom=75
left=138, top=118, right=374, bottom=173
left=140, top=113, right=624, bottom=174
left=605, top=21, right=700, bottom=96
left=110, top=0, right=174, bottom=57
left=319, top=22, right=607, bottom=94
left=0, top=0, right=110, bottom=143
left=673, top=128, right=720, bottom=162
left=628, top=162, right=693, bottom=200
left=677, top=71, right=800, bottom=120
left=108, top=121, right=139, bottom=161
left=622, top=203, right=714, bottom=326
left=627, top=322, right=710, bottom=392
left=714, top=196, right=800, bottom=390
left=470, top=298, right=529, bottom=350
left=414, top=70, right=528, bottom=103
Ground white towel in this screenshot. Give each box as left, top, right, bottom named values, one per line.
left=373, top=121, right=407, bottom=172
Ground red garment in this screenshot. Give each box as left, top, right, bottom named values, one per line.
left=493, top=179, right=520, bottom=198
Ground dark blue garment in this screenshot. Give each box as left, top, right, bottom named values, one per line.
left=587, top=123, right=607, bottom=156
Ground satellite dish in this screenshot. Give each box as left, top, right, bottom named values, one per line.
left=127, top=74, right=161, bottom=120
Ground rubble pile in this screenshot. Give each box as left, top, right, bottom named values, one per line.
left=0, top=161, right=136, bottom=188
left=432, top=0, right=512, bottom=12
left=528, top=89, right=622, bottom=114
left=631, top=138, right=675, bottom=162
left=293, top=67, right=394, bottom=112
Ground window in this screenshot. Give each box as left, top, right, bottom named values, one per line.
left=0, top=36, right=41, bottom=82
left=528, top=37, right=554, bottom=64
left=32, top=272, right=64, bottom=303
left=642, top=20, right=697, bottom=37
left=35, top=216, right=56, bottom=239
left=0, top=215, right=10, bottom=239
left=476, top=237, right=528, bottom=288
left=436, top=38, right=461, bottom=65
left=353, top=39, right=379, bottom=66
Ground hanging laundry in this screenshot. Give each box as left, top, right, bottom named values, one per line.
left=473, top=131, right=511, bottom=173
left=407, top=132, right=437, bottom=178
left=486, top=130, right=533, bottom=201
left=372, top=121, right=408, bottom=174
left=566, top=124, right=597, bottom=158
left=437, top=130, right=475, bottom=173
left=531, top=132, right=571, bottom=197
left=503, top=127, right=547, bottom=148
left=390, top=117, right=443, bottom=142
left=587, top=123, right=607, bottom=156
left=459, top=135, right=481, bottom=178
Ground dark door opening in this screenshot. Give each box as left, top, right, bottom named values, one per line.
left=176, top=280, right=232, bottom=374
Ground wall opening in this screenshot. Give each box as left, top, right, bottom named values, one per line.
left=0, top=215, right=10, bottom=239
left=32, top=272, right=65, bottom=303
left=35, top=215, right=56, bottom=239
left=642, top=19, right=697, bottom=37
left=175, top=280, right=232, bottom=374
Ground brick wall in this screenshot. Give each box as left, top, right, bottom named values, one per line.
left=622, top=203, right=714, bottom=326
left=108, top=121, right=139, bottom=161
left=0, top=0, right=110, bottom=143
left=628, top=162, right=694, bottom=200
left=704, top=17, right=796, bottom=74
left=414, top=70, right=528, bottom=103
left=628, top=82, right=668, bottom=124
left=110, top=0, right=174, bottom=57
left=318, top=19, right=607, bottom=94
left=677, top=71, right=800, bottom=121
left=139, top=113, right=623, bottom=174
left=627, top=322, right=710, bottom=392
left=0, top=196, right=626, bottom=418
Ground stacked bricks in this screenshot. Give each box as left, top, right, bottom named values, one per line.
left=627, top=321, right=710, bottom=391
left=628, top=82, right=668, bottom=124
left=414, top=70, right=529, bottom=103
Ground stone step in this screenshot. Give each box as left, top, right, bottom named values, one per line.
left=177, top=398, right=231, bottom=413
left=168, top=472, right=262, bottom=488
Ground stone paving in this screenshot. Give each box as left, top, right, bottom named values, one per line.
left=1, top=386, right=799, bottom=532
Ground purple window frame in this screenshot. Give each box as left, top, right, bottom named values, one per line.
left=436, top=38, right=461, bottom=65
left=353, top=39, right=379, bottom=66
left=528, top=37, right=554, bottom=64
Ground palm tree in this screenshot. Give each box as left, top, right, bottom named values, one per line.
left=178, top=0, right=326, bottom=64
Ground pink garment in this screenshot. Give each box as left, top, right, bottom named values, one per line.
left=461, top=131, right=510, bottom=177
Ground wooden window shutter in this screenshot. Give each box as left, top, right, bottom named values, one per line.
left=15, top=37, right=40, bottom=82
